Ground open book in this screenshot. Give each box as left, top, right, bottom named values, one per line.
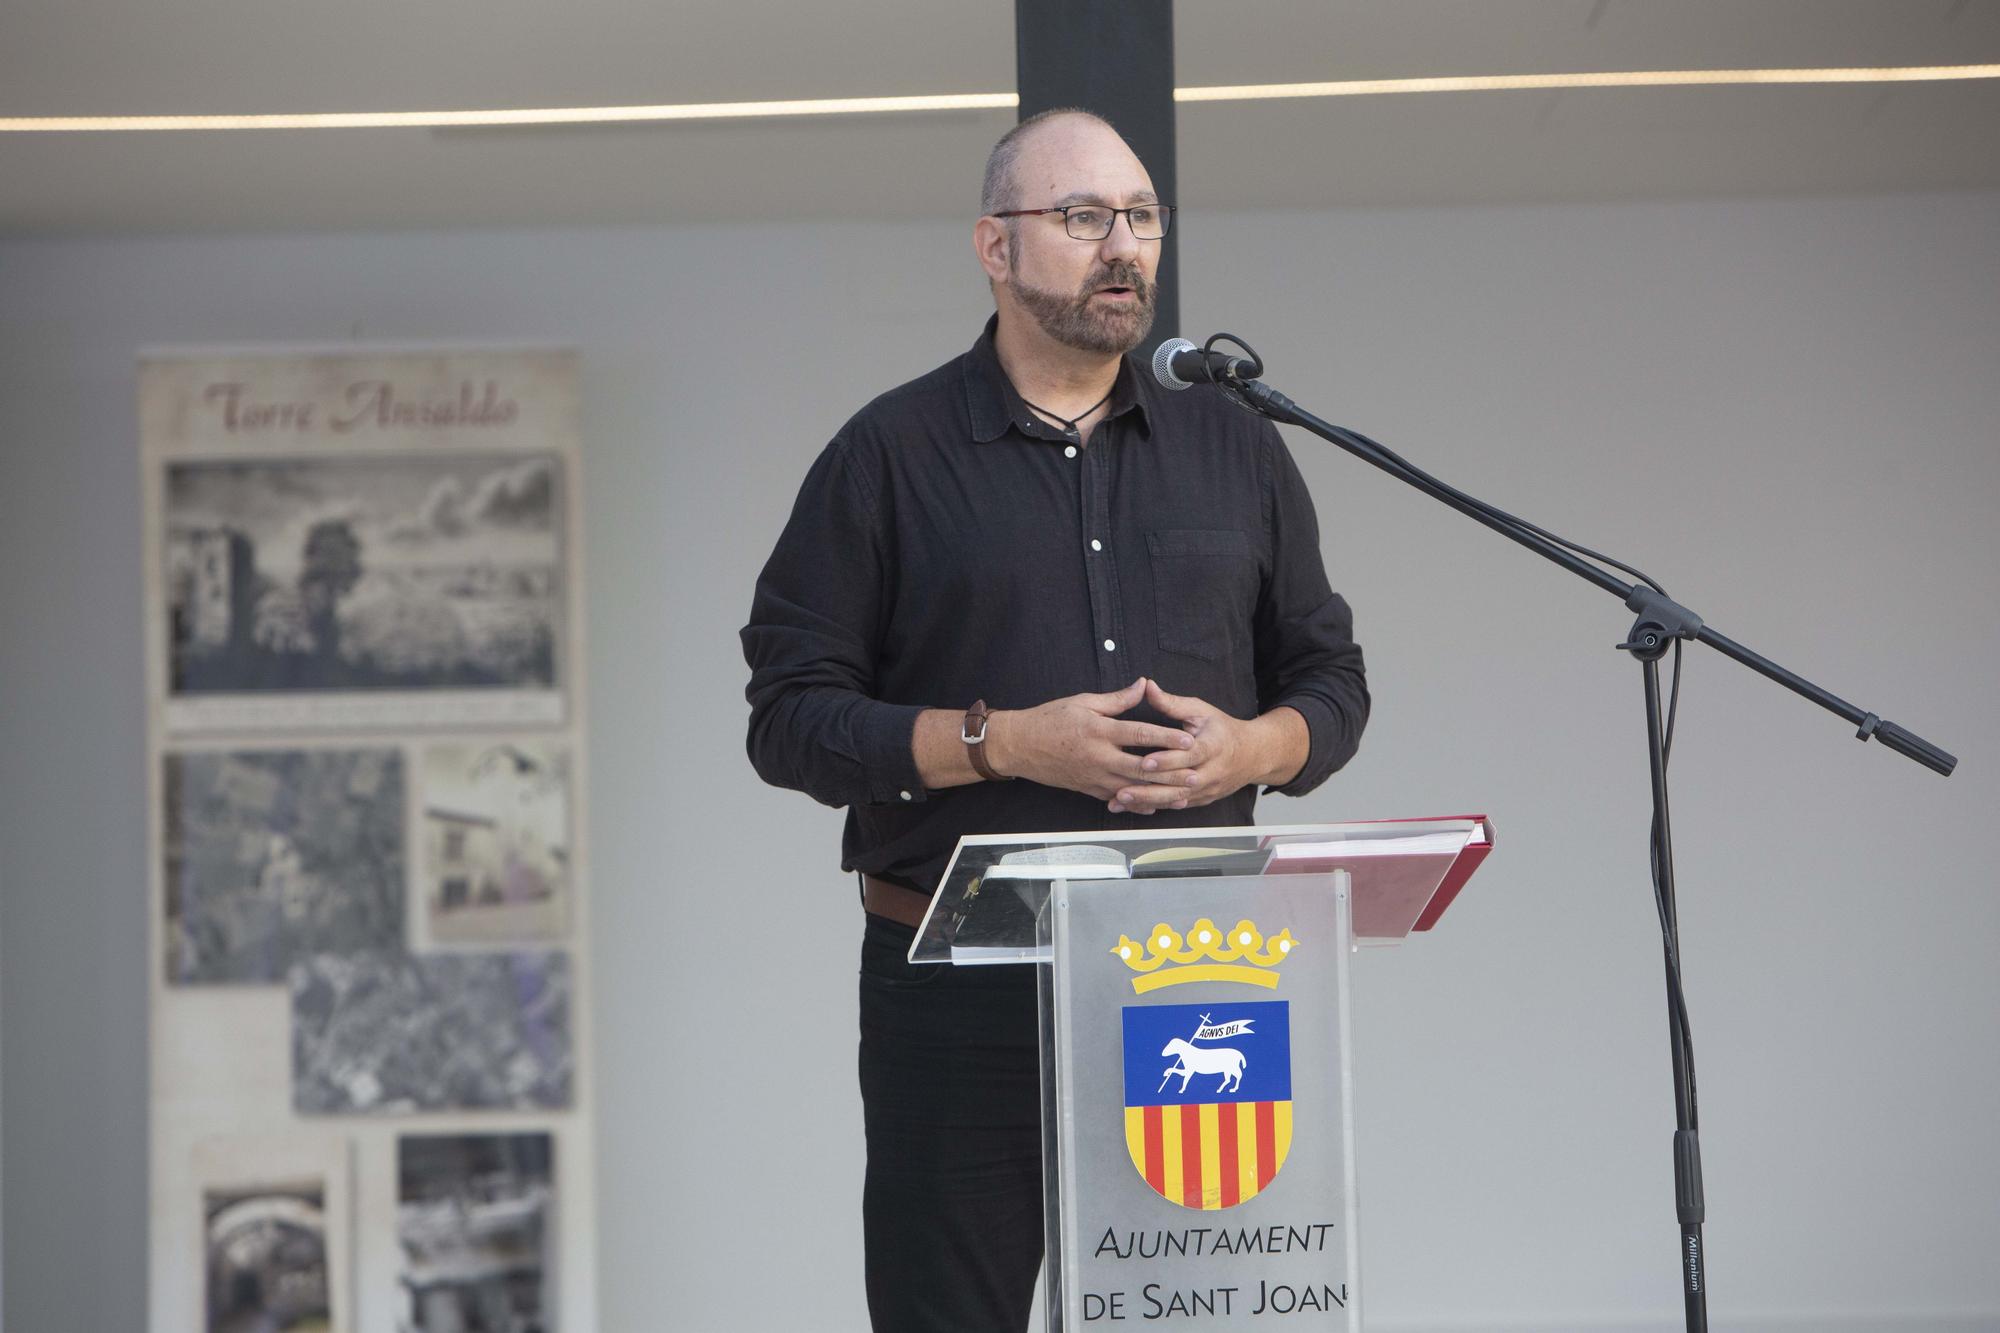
left=980, top=843, right=1275, bottom=880
left=981, top=843, right=1134, bottom=880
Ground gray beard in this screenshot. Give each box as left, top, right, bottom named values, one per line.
left=1008, top=268, right=1157, bottom=356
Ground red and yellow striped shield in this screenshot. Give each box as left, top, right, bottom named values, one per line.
left=1123, top=1100, right=1294, bottom=1210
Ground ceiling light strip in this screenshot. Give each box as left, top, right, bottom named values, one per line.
left=0, top=91, right=1020, bottom=133
left=1177, top=65, right=2000, bottom=102
left=2, top=66, right=1997, bottom=133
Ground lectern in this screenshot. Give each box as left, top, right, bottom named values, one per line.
left=911, top=817, right=1493, bottom=1331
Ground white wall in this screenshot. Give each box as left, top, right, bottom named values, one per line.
left=2, top=191, right=1996, bottom=1332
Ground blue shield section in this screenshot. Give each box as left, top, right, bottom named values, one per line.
left=1122, top=1001, right=1291, bottom=1108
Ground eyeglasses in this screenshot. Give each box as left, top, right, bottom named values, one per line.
left=990, top=202, right=1175, bottom=241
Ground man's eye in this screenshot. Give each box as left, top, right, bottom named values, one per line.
left=1129, top=208, right=1156, bottom=227
left=1068, top=208, right=1109, bottom=229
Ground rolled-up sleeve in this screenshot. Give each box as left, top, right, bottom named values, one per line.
left=1254, top=424, right=1370, bottom=797
left=741, top=436, right=928, bottom=809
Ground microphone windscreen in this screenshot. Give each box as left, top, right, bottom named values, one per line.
left=1152, top=338, right=1197, bottom=391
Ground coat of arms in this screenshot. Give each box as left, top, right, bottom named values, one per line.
left=1119, top=1000, right=1293, bottom=1209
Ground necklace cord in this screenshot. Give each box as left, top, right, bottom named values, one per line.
left=1019, top=382, right=1115, bottom=435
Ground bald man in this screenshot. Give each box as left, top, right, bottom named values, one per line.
left=743, top=109, right=1370, bottom=1331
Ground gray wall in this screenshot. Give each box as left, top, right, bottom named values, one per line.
left=3, top=191, right=1996, bottom=1332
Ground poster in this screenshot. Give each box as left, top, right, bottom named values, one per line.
left=143, top=348, right=597, bottom=1331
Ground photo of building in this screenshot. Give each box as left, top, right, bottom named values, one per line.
left=420, top=742, right=570, bottom=947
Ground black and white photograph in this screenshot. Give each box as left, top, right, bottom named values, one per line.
left=204, top=1180, right=332, bottom=1333
left=290, top=950, right=572, bottom=1113
left=419, top=741, right=570, bottom=948
left=164, top=748, right=405, bottom=985
left=398, top=1132, right=555, bottom=1333
left=165, top=454, right=563, bottom=698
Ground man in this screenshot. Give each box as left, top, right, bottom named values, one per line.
left=741, top=109, right=1369, bottom=1331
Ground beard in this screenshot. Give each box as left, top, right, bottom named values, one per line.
left=1007, top=259, right=1157, bottom=356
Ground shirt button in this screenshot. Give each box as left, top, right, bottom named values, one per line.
left=1064, top=445, right=1078, bottom=459
left=1103, top=639, right=1117, bottom=652
left=899, top=790, right=913, bottom=801
left=1089, top=539, right=1103, bottom=552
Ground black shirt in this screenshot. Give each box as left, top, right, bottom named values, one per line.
left=742, top=317, right=1369, bottom=894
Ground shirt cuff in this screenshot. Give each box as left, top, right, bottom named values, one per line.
left=1261, top=694, right=1335, bottom=798
left=861, top=701, right=930, bottom=806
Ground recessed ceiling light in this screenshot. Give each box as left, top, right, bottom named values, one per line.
left=1, top=66, right=1994, bottom=133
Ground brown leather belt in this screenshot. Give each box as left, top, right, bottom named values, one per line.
left=862, top=874, right=934, bottom=929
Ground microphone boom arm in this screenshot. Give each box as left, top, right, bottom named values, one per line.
left=1226, top=377, right=1957, bottom=774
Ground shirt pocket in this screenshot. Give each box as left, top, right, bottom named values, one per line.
left=1147, top=528, right=1257, bottom=663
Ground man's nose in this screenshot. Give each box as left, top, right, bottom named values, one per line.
left=1098, top=213, right=1142, bottom=262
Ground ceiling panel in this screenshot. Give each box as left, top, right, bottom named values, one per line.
left=1179, top=80, right=2000, bottom=210
left=1, top=0, right=1996, bottom=234
left=0, top=1, right=1015, bottom=116
left=1175, top=0, right=2000, bottom=85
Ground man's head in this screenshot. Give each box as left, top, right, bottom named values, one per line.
left=975, top=109, right=1164, bottom=358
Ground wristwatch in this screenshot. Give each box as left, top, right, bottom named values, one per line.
left=961, top=699, right=1013, bottom=782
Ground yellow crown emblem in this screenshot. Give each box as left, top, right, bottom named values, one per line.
left=1110, top=918, right=1297, bottom=994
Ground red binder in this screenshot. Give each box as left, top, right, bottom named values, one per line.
left=1259, top=815, right=1494, bottom=939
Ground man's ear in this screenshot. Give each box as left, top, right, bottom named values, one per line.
left=973, top=216, right=1011, bottom=285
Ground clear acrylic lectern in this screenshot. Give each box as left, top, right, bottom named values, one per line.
left=910, top=818, right=1492, bottom=1332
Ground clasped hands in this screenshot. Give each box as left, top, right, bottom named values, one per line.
left=983, top=677, right=1282, bottom=814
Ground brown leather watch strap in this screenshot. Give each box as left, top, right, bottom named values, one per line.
left=962, top=698, right=1012, bottom=782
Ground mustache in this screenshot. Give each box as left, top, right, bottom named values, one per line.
left=1084, top=262, right=1153, bottom=301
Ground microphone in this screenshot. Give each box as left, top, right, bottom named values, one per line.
left=1152, top=338, right=1262, bottom=391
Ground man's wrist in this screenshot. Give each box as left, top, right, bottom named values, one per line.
left=1250, top=707, right=1308, bottom=788
left=980, top=709, right=1015, bottom=779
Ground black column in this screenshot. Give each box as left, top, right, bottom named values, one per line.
left=1015, top=0, right=1179, bottom=360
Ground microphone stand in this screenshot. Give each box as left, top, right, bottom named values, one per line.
left=1215, top=367, right=1957, bottom=1333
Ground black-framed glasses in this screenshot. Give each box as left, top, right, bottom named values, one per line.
left=991, top=202, right=1175, bottom=241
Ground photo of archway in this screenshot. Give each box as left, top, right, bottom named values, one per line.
left=204, top=1180, right=332, bottom=1333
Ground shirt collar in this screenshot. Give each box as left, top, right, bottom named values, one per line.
left=962, top=313, right=1155, bottom=444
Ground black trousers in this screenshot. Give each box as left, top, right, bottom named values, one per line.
left=858, top=912, right=1046, bottom=1332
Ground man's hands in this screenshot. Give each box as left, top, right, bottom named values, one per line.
left=984, top=678, right=1195, bottom=802
left=986, top=678, right=1308, bottom=814
left=913, top=678, right=1306, bottom=809
left=1098, top=679, right=1305, bottom=814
